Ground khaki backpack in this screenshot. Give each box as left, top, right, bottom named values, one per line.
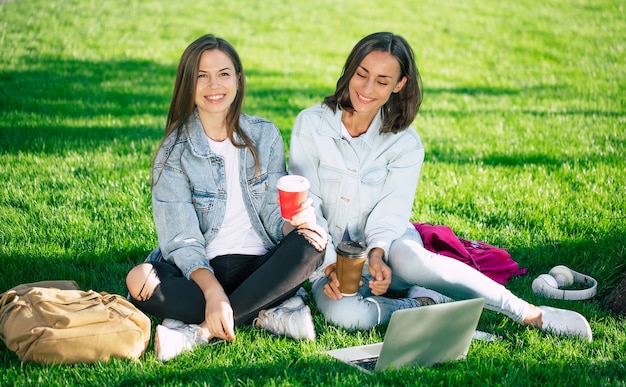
left=0, top=280, right=151, bottom=364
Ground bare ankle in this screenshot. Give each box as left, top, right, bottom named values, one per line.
left=198, top=323, right=213, bottom=340
left=522, top=304, right=543, bottom=328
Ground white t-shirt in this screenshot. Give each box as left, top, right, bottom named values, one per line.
left=205, top=137, right=267, bottom=260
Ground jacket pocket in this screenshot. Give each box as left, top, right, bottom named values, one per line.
left=318, top=165, right=343, bottom=206
left=247, top=171, right=269, bottom=199
left=192, top=189, right=217, bottom=233
left=361, top=165, right=388, bottom=186
left=360, top=165, right=387, bottom=210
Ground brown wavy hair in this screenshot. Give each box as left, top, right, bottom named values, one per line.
left=324, top=32, right=422, bottom=134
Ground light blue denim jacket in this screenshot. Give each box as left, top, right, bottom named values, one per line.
left=289, top=104, right=424, bottom=277
left=152, top=110, right=286, bottom=279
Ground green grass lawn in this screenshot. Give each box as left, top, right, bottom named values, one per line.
left=1, top=0, right=625, bottom=385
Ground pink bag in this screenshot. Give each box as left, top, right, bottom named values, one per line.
left=413, top=223, right=527, bottom=285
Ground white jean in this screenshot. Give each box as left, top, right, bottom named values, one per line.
left=313, top=226, right=529, bottom=330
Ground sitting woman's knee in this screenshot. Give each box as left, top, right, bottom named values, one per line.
left=126, top=263, right=159, bottom=301
left=296, top=224, right=328, bottom=252
left=319, top=298, right=378, bottom=331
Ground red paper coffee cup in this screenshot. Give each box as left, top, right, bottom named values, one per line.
left=277, top=175, right=310, bottom=221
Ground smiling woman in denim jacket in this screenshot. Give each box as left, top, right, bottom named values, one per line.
left=125, top=34, right=326, bottom=361
left=288, top=31, right=592, bottom=342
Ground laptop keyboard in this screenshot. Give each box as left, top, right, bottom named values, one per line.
left=350, top=356, right=379, bottom=371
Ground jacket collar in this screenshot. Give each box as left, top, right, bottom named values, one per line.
left=186, top=108, right=243, bottom=158
left=318, top=104, right=384, bottom=145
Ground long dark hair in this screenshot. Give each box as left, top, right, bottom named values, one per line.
left=153, top=34, right=259, bottom=184
left=324, top=32, right=422, bottom=133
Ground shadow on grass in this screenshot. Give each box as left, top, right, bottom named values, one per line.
left=0, top=58, right=173, bottom=119
left=506, top=231, right=626, bottom=298
left=1, top=55, right=624, bottom=382
left=118, top=358, right=626, bottom=386
left=0, top=232, right=624, bottom=383
left=0, top=57, right=172, bottom=155
left=5, top=55, right=622, bottom=169
left=0, top=249, right=148, bottom=296
left=425, top=85, right=623, bottom=118
left=0, top=57, right=334, bottom=155
left=2, top=348, right=624, bottom=386
left=425, top=146, right=625, bottom=170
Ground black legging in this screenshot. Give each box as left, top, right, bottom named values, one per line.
left=130, top=228, right=325, bottom=325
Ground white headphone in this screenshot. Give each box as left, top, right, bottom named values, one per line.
left=531, top=265, right=598, bottom=301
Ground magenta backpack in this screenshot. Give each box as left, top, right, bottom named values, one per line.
left=413, top=223, right=527, bottom=285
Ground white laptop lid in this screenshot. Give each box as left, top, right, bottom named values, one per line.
left=326, top=298, right=485, bottom=371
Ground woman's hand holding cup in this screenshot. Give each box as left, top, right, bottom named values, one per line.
left=287, top=197, right=316, bottom=227
left=277, top=175, right=315, bottom=228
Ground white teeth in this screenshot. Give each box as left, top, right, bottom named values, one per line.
left=207, top=95, right=224, bottom=100
left=357, top=93, right=373, bottom=102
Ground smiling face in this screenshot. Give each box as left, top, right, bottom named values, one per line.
left=194, top=49, right=239, bottom=121
left=348, top=50, right=407, bottom=117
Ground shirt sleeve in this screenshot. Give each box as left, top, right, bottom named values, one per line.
left=152, top=155, right=215, bottom=280
left=364, top=130, right=424, bottom=260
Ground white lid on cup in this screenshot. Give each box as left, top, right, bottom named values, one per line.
left=277, top=175, right=310, bottom=192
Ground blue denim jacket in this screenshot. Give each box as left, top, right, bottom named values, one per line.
left=152, top=110, right=286, bottom=279
left=289, top=104, right=424, bottom=276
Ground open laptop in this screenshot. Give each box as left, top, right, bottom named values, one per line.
left=326, top=298, right=486, bottom=372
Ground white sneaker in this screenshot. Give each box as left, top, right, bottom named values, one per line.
left=473, top=330, right=500, bottom=342
left=154, top=319, right=210, bottom=361
left=254, top=298, right=316, bottom=340
left=408, top=286, right=453, bottom=305
left=539, top=306, right=593, bottom=342
left=279, top=294, right=305, bottom=310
